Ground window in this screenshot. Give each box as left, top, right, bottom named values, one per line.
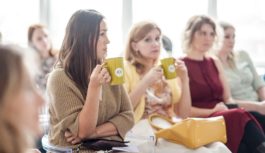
left=0, top=0, right=39, bottom=46
left=218, top=0, right=265, bottom=68
left=133, top=0, right=208, bottom=57
left=50, top=0, right=123, bottom=57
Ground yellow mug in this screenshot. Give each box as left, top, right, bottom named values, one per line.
left=161, top=57, right=177, bottom=79
left=104, top=57, right=125, bottom=85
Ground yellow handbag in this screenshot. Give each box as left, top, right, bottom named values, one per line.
left=148, top=114, right=227, bottom=149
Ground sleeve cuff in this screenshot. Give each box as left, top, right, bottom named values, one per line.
left=108, top=115, right=134, bottom=139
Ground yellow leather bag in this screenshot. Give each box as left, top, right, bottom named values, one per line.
left=148, top=114, right=227, bottom=149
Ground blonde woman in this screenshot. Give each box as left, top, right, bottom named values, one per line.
left=124, top=21, right=190, bottom=122
left=216, top=22, right=265, bottom=131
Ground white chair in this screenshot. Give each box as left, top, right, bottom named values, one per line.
left=41, top=135, right=73, bottom=153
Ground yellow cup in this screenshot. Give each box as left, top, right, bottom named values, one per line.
left=161, top=57, right=177, bottom=79
left=104, top=57, right=125, bottom=85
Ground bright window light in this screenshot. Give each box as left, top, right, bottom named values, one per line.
left=218, top=0, right=265, bottom=67
left=0, top=0, right=39, bottom=46
left=133, top=0, right=208, bottom=57
left=50, top=0, right=123, bottom=57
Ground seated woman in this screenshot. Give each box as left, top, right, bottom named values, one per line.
left=123, top=21, right=231, bottom=153
left=181, top=15, right=265, bottom=153
left=0, top=45, right=44, bottom=153
left=28, top=23, right=58, bottom=153
left=46, top=9, right=134, bottom=152
left=216, top=21, right=265, bottom=131
left=28, top=24, right=57, bottom=93
left=124, top=21, right=190, bottom=122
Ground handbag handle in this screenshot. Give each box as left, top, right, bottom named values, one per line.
left=148, top=114, right=175, bottom=130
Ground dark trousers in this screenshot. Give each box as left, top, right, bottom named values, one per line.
left=238, top=121, right=265, bottom=153
left=225, top=104, right=265, bottom=153
left=250, top=111, right=265, bottom=132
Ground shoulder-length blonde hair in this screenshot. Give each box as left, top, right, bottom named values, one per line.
left=182, top=15, right=222, bottom=54
left=0, top=45, right=31, bottom=153
left=219, top=21, right=236, bottom=68
left=125, top=21, right=161, bottom=73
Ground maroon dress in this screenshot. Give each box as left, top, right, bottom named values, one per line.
left=182, top=56, right=260, bottom=153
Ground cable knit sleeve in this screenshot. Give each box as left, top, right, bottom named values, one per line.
left=47, top=69, right=84, bottom=138
left=108, top=85, right=135, bottom=139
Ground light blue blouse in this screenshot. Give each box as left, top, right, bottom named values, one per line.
left=223, top=51, right=265, bottom=101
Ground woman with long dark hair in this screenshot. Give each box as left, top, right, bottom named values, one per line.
left=46, top=9, right=134, bottom=152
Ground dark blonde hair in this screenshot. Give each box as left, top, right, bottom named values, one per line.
left=182, top=15, right=220, bottom=53
left=125, top=21, right=161, bottom=73
left=219, top=22, right=236, bottom=69
left=0, top=45, right=28, bottom=153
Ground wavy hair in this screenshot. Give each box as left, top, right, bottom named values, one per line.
left=182, top=15, right=222, bottom=54
left=125, top=21, right=161, bottom=74
left=57, top=9, right=104, bottom=97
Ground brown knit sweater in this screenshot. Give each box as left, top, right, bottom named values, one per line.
left=46, top=68, right=134, bottom=152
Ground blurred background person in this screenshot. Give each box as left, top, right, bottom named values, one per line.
left=28, top=23, right=57, bottom=153
left=28, top=24, right=57, bottom=93
left=0, top=44, right=44, bottom=153
left=216, top=21, right=265, bottom=131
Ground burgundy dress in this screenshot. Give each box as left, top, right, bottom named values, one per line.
left=182, top=56, right=260, bottom=153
